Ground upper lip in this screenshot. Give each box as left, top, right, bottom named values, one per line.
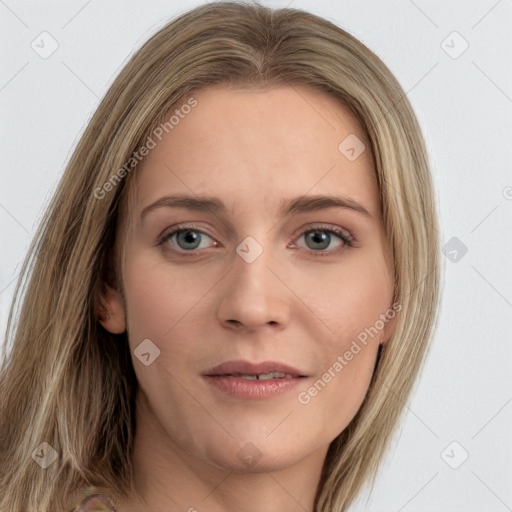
left=203, top=360, right=306, bottom=377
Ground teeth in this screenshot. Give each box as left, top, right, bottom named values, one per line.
left=236, top=372, right=292, bottom=380
left=257, top=373, right=275, bottom=380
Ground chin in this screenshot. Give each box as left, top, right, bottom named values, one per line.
left=202, top=439, right=309, bottom=474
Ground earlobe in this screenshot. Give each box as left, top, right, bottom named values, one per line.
left=96, top=283, right=126, bottom=334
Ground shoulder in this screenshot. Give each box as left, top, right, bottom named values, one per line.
left=74, top=493, right=116, bottom=511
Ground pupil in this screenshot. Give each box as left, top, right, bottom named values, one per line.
left=179, top=230, right=200, bottom=249
left=307, top=231, right=329, bottom=250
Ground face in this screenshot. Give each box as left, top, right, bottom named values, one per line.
left=100, top=85, right=396, bottom=474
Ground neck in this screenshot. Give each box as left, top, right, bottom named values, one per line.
left=117, top=393, right=327, bottom=512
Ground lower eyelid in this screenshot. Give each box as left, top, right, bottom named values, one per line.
left=292, top=230, right=351, bottom=250
left=162, top=229, right=216, bottom=249
left=160, top=226, right=353, bottom=253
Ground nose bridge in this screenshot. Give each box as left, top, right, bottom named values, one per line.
left=234, top=237, right=273, bottom=291
left=216, top=234, right=290, bottom=329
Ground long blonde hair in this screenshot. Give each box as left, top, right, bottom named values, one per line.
left=0, top=2, right=441, bottom=510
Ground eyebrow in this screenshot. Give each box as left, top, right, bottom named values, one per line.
left=140, top=193, right=372, bottom=220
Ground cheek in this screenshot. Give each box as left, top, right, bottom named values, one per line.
left=122, top=249, right=213, bottom=343
left=295, top=251, right=392, bottom=418
left=121, top=250, right=217, bottom=393
left=301, top=249, right=394, bottom=346
left=303, top=347, right=377, bottom=440
left=122, top=266, right=171, bottom=343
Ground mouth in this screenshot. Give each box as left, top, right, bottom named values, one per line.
left=203, top=360, right=307, bottom=379
left=215, top=372, right=299, bottom=380
left=202, top=360, right=308, bottom=400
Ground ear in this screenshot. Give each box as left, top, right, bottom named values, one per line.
left=96, top=282, right=126, bottom=334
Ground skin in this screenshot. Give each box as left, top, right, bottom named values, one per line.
left=99, top=85, right=397, bottom=512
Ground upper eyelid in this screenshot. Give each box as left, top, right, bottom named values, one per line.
left=160, top=224, right=216, bottom=241
left=160, top=223, right=352, bottom=248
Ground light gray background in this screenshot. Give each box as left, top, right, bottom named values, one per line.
left=1, top=1, right=511, bottom=510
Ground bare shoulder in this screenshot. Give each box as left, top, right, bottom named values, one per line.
left=73, top=493, right=117, bottom=511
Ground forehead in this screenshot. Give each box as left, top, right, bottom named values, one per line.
left=133, top=85, right=379, bottom=217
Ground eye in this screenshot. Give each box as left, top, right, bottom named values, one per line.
left=293, top=225, right=354, bottom=254
left=157, top=224, right=354, bottom=256
left=159, top=227, right=217, bottom=252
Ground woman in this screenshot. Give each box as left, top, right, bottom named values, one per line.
left=0, top=2, right=441, bottom=511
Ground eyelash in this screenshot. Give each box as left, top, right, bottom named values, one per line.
left=157, top=223, right=355, bottom=258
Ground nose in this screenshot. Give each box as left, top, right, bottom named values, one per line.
left=216, top=244, right=291, bottom=332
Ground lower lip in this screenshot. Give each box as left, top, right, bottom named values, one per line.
left=203, top=376, right=304, bottom=400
